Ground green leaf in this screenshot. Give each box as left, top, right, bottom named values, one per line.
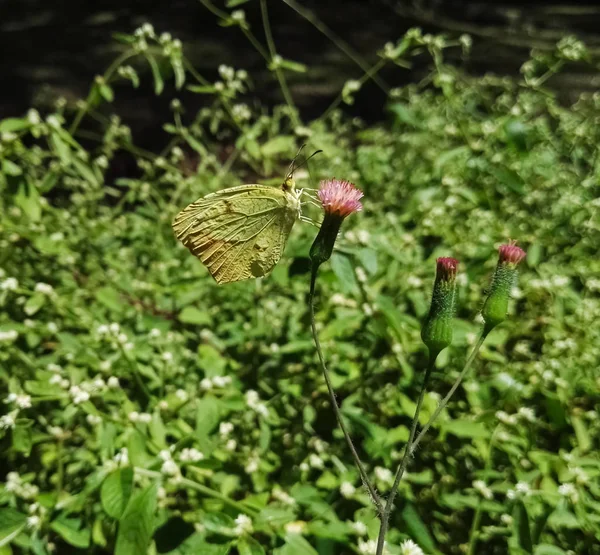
left=2, top=160, right=22, bottom=176
left=101, top=467, right=134, bottom=519
left=15, top=182, right=41, bottom=222
left=0, top=118, right=31, bottom=132
left=95, top=287, right=124, bottom=314
left=238, top=537, right=266, bottom=555
left=277, top=58, right=307, bottom=73
left=226, top=0, right=250, bottom=6
left=441, top=420, right=490, bottom=439
left=401, top=504, right=436, bottom=553
left=99, top=83, right=114, bottom=102
left=534, top=545, right=566, bottom=555
left=50, top=515, right=91, bottom=548
left=330, top=253, right=359, bottom=294
left=0, top=508, right=27, bottom=548
left=274, top=534, right=318, bottom=555
left=145, top=55, right=164, bottom=95
left=202, top=513, right=236, bottom=536
left=179, top=306, right=211, bottom=326
left=513, top=500, right=533, bottom=554
left=115, top=483, right=159, bottom=555
left=260, top=136, right=295, bottom=157
left=72, top=157, right=101, bottom=187
left=187, top=85, right=217, bottom=94
left=50, top=133, right=72, bottom=165
left=196, top=396, right=221, bottom=437
left=571, top=415, right=591, bottom=453
left=24, top=293, right=47, bottom=316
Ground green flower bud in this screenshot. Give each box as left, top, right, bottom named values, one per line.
left=482, top=242, right=526, bottom=334
left=421, top=257, right=459, bottom=356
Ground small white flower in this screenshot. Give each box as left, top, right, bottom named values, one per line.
left=159, top=449, right=172, bottom=461
left=158, top=400, right=169, bottom=411
left=99, top=360, right=111, bottom=372
left=355, top=267, right=368, bottom=283
left=245, top=455, right=259, bottom=474
left=340, top=481, right=356, bottom=498
left=558, top=483, right=579, bottom=503
left=149, top=328, right=161, bottom=338
left=351, top=521, right=367, bottom=535
left=358, top=539, right=378, bottom=555
left=69, top=386, right=90, bottom=405
left=255, top=403, right=269, bottom=418
left=86, top=414, right=102, bottom=425
left=14, top=394, right=32, bottom=409
left=47, top=322, right=58, bottom=333
left=225, top=439, right=237, bottom=451
left=375, top=466, right=393, bottom=484
left=200, top=378, right=213, bottom=391
left=495, top=410, right=518, bottom=425
left=309, top=454, right=324, bottom=469
left=515, top=481, right=531, bottom=496
left=27, top=515, right=41, bottom=529
left=179, top=448, right=204, bottom=462
left=175, top=389, right=188, bottom=401
left=473, top=479, right=493, bottom=500
left=138, top=413, right=152, bottom=424
left=161, top=459, right=179, bottom=476
left=47, top=363, right=62, bottom=373
left=233, top=514, right=253, bottom=536
left=500, top=514, right=513, bottom=526
left=114, top=448, right=129, bottom=466
left=212, top=375, right=231, bottom=388
left=117, top=332, right=128, bottom=345
left=109, top=322, right=120, bottom=334
left=34, top=282, right=54, bottom=295
left=219, top=422, right=234, bottom=436
left=0, top=277, right=18, bottom=291
left=284, top=521, right=306, bottom=535
left=272, top=488, right=295, bottom=505
left=518, top=407, right=535, bottom=422
left=97, top=324, right=109, bottom=335
left=0, top=413, right=16, bottom=429
left=162, top=351, right=173, bottom=362
left=60, top=379, right=70, bottom=389
left=0, top=330, right=18, bottom=342
left=107, top=377, right=120, bottom=389
left=400, top=539, right=424, bottom=555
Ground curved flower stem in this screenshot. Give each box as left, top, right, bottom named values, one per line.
left=309, top=267, right=382, bottom=513
left=375, top=332, right=488, bottom=555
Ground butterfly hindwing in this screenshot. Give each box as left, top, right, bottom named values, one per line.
left=172, top=185, right=300, bottom=284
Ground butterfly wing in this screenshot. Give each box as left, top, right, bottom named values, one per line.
left=172, top=185, right=300, bottom=284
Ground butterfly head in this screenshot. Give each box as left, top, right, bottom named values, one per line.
left=282, top=176, right=296, bottom=192
left=282, top=146, right=322, bottom=193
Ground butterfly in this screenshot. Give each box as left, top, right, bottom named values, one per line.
left=172, top=149, right=321, bottom=284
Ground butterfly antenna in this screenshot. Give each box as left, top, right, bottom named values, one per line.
left=286, top=144, right=307, bottom=179
left=291, top=149, right=323, bottom=176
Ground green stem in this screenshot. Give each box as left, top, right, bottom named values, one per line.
left=281, top=0, right=389, bottom=93
left=374, top=352, right=436, bottom=555
left=134, top=468, right=256, bottom=516
left=309, top=266, right=381, bottom=513
left=259, top=0, right=301, bottom=128
left=467, top=426, right=499, bottom=555
left=375, top=332, right=488, bottom=555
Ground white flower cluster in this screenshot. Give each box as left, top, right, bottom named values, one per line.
left=5, top=393, right=32, bottom=409
left=233, top=514, right=253, bottom=536
left=473, top=479, right=493, bottom=500
left=96, top=322, right=134, bottom=351
left=340, top=481, right=356, bottom=498
left=128, top=412, right=152, bottom=424
left=179, top=448, right=204, bottom=463
left=0, top=277, right=18, bottom=290
left=558, top=482, right=579, bottom=504
left=0, top=329, right=18, bottom=343
left=400, top=539, right=424, bottom=555
left=200, top=375, right=232, bottom=391
left=5, top=472, right=39, bottom=500
left=507, top=481, right=531, bottom=500
left=245, top=390, right=269, bottom=417
left=272, top=487, right=296, bottom=506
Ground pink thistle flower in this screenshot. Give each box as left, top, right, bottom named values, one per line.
left=317, top=179, right=363, bottom=218
left=498, top=241, right=526, bottom=266
left=436, top=257, right=459, bottom=282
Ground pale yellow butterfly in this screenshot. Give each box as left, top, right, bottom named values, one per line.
left=172, top=150, right=321, bottom=284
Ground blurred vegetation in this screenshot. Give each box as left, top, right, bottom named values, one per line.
left=0, top=6, right=599, bottom=555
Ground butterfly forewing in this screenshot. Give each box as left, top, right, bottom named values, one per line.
left=172, top=185, right=300, bottom=284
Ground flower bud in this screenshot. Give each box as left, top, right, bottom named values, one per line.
left=421, top=257, right=459, bottom=356
left=309, top=179, right=363, bottom=268
left=482, top=242, right=526, bottom=333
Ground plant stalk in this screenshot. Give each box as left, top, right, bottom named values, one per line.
left=375, top=332, right=488, bottom=555
left=309, top=267, right=381, bottom=513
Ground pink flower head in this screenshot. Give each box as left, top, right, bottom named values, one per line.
left=436, top=257, right=459, bottom=282
left=317, top=178, right=363, bottom=218
left=498, top=241, right=526, bottom=266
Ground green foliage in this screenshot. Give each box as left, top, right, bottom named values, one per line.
left=0, top=18, right=599, bottom=555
